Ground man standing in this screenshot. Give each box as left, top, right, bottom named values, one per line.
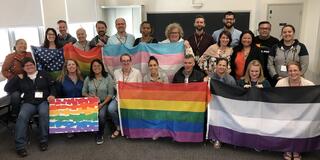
left=57, top=20, right=77, bottom=46
left=89, top=21, right=109, bottom=49
left=187, top=15, right=214, bottom=61
left=212, top=11, right=242, bottom=47
left=74, top=28, right=90, bottom=51
left=172, top=54, right=205, bottom=83
left=254, top=21, right=279, bottom=86
left=107, top=18, right=135, bottom=47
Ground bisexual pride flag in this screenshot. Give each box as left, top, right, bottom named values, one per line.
left=118, top=82, right=208, bottom=142
left=63, top=44, right=102, bottom=77
left=31, top=46, right=64, bottom=79
left=49, top=97, right=99, bottom=134
left=207, top=80, right=320, bottom=152
left=103, top=42, right=184, bottom=81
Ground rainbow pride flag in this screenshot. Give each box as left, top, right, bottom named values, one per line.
left=118, top=82, right=208, bottom=142
left=103, top=42, right=184, bottom=81
left=64, top=44, right=102, bottom=77
left=49, top=97, right=99, bottom=134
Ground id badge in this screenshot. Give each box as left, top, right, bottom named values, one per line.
left=35, top=92, right=43, bottom=98
left=280, top=65, right=287, bottom=72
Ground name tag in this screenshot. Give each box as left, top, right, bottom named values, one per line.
left=280, top=65, right=287, bottom=72
left=184, top=78, right=189, bottom=83
left=35, top=92, right=43, bottom=98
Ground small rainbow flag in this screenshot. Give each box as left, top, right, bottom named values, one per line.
left=64, top=44, right=102, bottom=77
left=49, top=97, right=99, bottom=134
left=118, top=82, right=208, bottom=142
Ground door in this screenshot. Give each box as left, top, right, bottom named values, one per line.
left=267, top=3, right=303, bottom=39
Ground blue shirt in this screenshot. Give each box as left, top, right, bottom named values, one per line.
left=107, top=33, right=135, bottom=47
left=212, top=27, right=242, bottom=48
left=60, top=76, right=83, bottom=98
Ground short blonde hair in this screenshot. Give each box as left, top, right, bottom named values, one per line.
left=164, top=23, right=184, bottom=39
left=242, top=60, right=265, bottom=84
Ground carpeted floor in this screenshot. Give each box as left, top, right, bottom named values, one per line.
left=0, top=123, right=319, bottom=160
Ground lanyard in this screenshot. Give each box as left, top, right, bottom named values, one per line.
left=116, top=34, right=127, bottom=45
left=93, top=78, right=102, bottom=94
left=194, top=33, right=204, bottom=51
left=122, top=68, right=131, bottom=82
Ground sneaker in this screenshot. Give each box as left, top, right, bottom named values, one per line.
left=213, top=141, right=221, bottom=149
left=39, top=142, right=48, bottom=151
left=16, top=148, right=28, bottom=157
left=96, top=135, right=104, bottom=145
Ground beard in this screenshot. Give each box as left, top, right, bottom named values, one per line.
left=195, top=26, right=204, bottom=32
left=224, top=23, right=233, bottom=29
left=98, top=31, right=105, bottom=36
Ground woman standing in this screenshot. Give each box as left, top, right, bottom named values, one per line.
left=43, top=28, right=62, bottom=49
left=2, top=39, right=33, bottom=115
left=82, top=59, right=114, bottom=145
left=268, top=24, right=309, bottom=83
left=133, top=21, right=158, bottom=46
left=230, top=30, right=264, bottom=80
left=161, top=23, right=194, bottom=56
left=198, top=31, right=233, bottom=76
left=143, top=56, right=168, bottom=83
left=276, top=61, right=314, bottom=160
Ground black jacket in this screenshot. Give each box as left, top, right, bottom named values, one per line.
left=172, top=67, right=205, bottom=83
left=230, top=45, right=264, bottom=79
left=5, top=71, right=56, bottom=105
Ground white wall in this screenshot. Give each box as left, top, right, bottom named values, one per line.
left=42, top=0, right=67, bottom=28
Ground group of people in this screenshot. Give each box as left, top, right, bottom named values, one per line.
left=1, top=11, right=314, bottom=160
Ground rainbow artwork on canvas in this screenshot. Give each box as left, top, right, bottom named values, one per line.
left=118, top=82, right=208, bottom=142
left=49, top=97, right=99, bottom=134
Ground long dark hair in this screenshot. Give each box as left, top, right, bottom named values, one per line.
left=89, top=59, right=108, bottom=80
left=43, top=28, right=62, bottom=49
left=233, top=30, right=255, bottom=52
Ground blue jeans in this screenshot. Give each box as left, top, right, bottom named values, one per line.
left=107, top=99, right=119, bottom=126
left=97, top=104, right=108, bottom=136
left=15, top=102, right=49, bottom=150
left=10, top=91, right=21, bottom=115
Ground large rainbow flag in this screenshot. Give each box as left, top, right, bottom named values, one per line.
left=118, top=82, right=208, bottom=142
left=103, top=42, right=184, bottom=81
left=64, top=44, right=102, bottom=77
left=49, top=97, right=99, bottom=134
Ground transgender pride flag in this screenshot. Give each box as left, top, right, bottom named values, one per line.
left=207, top=80, right=320, bottom=152
left=103, top=42, right=184, bottom=81
left=118, top=82, right=208, bottom=142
